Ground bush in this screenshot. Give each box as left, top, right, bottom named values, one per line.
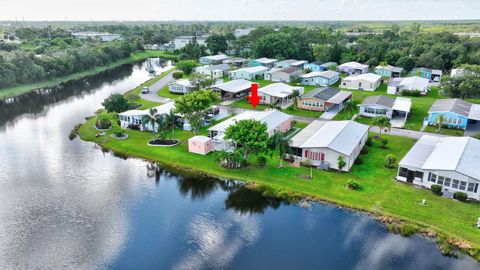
left=401, top=90, right=421, bottom=97
left=257, top=156, right=268, bottom=168
left=360, top=146, right=369, bottom=155
left=95, top=114, right=111, bottom=129
left=431, top=184, right=443, bottom=196
left=385, top=154, right=397, bottom=169
left=354, top=157, right=364, bottom=165
left=172, top=71, right=184, bottom=79
left=102, top=93, right=132, bottom=113
left=380, top=138, right=389, bottom=149
left=365, top=137, right=373, bottom=147
left=175, top=60, right=198, bottom=75
left=346, top=179, right=360, bottom=190
left=453, top=192, right=468, bottom=202
left=112, top=127, right=126, bottom=137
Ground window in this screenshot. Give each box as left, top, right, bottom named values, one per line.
left=437, top=176, right=444, bottom=185
left=444, top=178, right=451, bottom=187
left=399, top=167, right=408, bottom=178
left=429, top=173, right=437, bottom=182
left=459, top=181, right=467, bottom=191
left=415, top=171, right=424, bottom=179
left=468, top=183, right=475, bottom=192
left=452, top=179, right=459, bottom=189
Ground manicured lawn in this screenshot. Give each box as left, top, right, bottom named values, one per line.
left=158, top=85, right=185, bottom=100
left=0, top=50, right=178, bottom=99
left=423, top=125, right=465, bottom=136
left=124, top=67, right=176, bottom=108
left=80, top=114, right=480, bottom=251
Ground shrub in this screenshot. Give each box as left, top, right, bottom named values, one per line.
left=354, top=157, right=364, bottom=165
left=431, top=184, right=443, bottom=196
left=337, top=156, right=346, bottom=171
left=102, top=93, right=131, bottom=113
left=172, top=71, right=184, bottom=79
left=401, top=90, right=421, bottom=97
left=360, top=146, right=369, bottom=155
left=257, top=156, right=268, bottom=168
left=346, top=179, right=360, bottom=190
left=380, top=138, right=389, bottom=149
left=365, top=137, right=373, bottom=147
left=453, top=192, right=468, bottom=202
left=95, top=114, right=111, bottom=129
left=175, top=60, right=198, bottom=75
left=112, top=127, right=126, bottom=137
left=385, top=154, right=397, bottom=169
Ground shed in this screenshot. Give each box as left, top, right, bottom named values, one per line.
left=188, top=135, right=213, bottom=155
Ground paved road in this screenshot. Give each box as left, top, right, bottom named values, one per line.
left=140, top=69, right=175, bottom=103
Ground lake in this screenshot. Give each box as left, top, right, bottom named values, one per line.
left=0, top=59, right=478, bottom=270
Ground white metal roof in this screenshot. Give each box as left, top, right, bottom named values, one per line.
left=398, top=76, right=429, bottom=92
left=258, top=83, right=303, bottom=98
left=292, top=120, right=369, bottom=156
left=213, top=79, right=251, bottom=93
left=233, top=66, right=269, bottom=74
left=400, top=135, right=480, bottom=181
left=255, top=57, right=277, bottom=64
left=344, top=73, right=381, bottom=83
left=201, top=54, right=229, bottom=61
left=171, top=79, right=193, bottom=87
left=392, top=97, right=412, bottom=113
left=469, top=104, right=480, bottom=121
left=327, top=91, right=352, bottom=104
left=291, top=60, right=308, bottom=66
left=208, top=110, right=293, bottom=134
left=301, top=70, right=339, bottom=79
left=339, top=61, right=369, bottom=69
left=118, top=102, right=176, bottom=117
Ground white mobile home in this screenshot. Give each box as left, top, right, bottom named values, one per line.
left=341, top=73, right=382, bottom=91
left=289, top=120, right=369, bottom=172
left=397, top=135, right=480, bottom=200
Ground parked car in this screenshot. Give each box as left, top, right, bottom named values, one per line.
left=141, top=87, right=150, bottom=94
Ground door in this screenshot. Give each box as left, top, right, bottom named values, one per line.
left=406, top=170, right=415, bottom=183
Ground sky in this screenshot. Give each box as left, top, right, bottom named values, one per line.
left=1, top=0, right=479, bottom=21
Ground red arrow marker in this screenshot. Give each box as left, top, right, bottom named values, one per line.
left=248, top=83, right=260, bottom=108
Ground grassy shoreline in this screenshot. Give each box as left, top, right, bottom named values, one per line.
left=78, top=113, right=480, bottom=261
left=0, top=50, right=178, bottom=99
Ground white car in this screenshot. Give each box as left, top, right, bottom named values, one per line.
left=141, top=87, right=150, bottom=94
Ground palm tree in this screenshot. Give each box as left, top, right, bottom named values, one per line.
left=142, top=108, right=159, bottom=136
left=435, top=114, right=445, bottom=132
left=290, top=89, right=301, bottom=108
left=372, top=116, right=391, bottom=138
left=343, top=99, right=356, bottom=119
left=163, top=109, right=182, bottom=140
left=269, top=131, right=292, bottom=168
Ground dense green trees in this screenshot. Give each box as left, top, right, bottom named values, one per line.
left=224, top=119, right=270, bottom=161
left=0, top=39, right=141, bottom=89
left=102, top=93, right=133, bottom=113
left=174, top=90, right=219, bottom=135
left=206, top=34, right=228, bottom=54
left=175, top=60, right=198, bottom=75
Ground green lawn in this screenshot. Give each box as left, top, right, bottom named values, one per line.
left=79, top=114, right=480, bottom=255
left=0, top=50, right=178, bottom=99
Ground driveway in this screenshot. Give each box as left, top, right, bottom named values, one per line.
left=319, top=105, right=339, bottom=120
left=465, top=121, right=480, bottom=137
left=369, top=126, right=445, bottom=140
left=139, top=68, right=175, bottom=103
